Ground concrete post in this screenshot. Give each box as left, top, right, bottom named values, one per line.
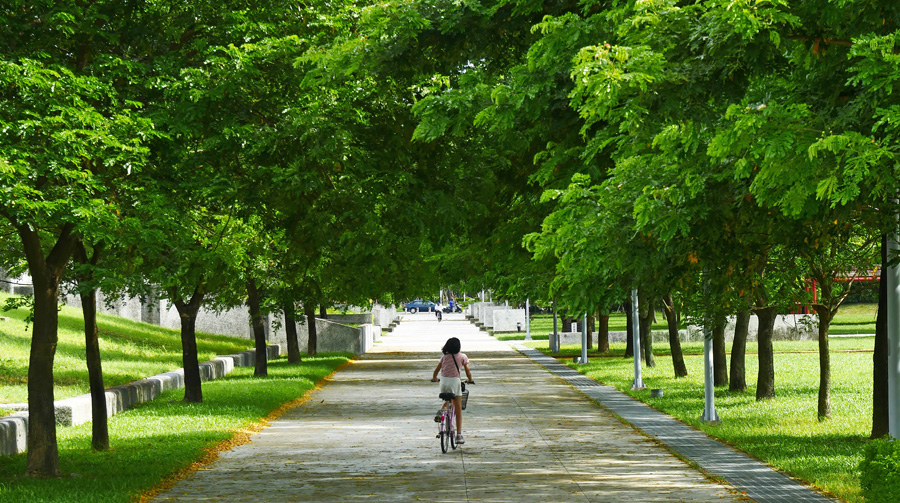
left=888, top=215, right=900, bottom=438
left=631, top=289, right=645, bottom=390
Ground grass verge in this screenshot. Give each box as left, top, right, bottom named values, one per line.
left=524, top=338, right=873, bottom=503
left=0, top=355, right=350, bottom=503
left=1, top=293, right=253, bottom=403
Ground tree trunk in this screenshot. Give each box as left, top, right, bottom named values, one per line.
left=872, top=234, right=889, bottom=438
left=74, top=241, right=108, bottom=451
left=640, top=296, right=655, bottom=367
left=662, top=294, right=687, bottom=378
left=284, top=302, right=302, bottom=364
left=246, top=276, right=268, bottom=377
left=319, top=305, right=327, bottom=319
left=597, top=312, right=610, bottom=353
left=19, top=223, right=77, bottom=477
left=729, top=310, right=750, bottom=392
left=755, top=306, right=777, bottom=400
left=80, top=287, right=109, bottom=450
left=173, top=286, right=205, bottom=403
left=305, top=302, right=318, bottom=356
left=713, top=315, right=728, bottom=386
left=624, top=300, right=634, bottom=358
left=27, top=280, right=62, bottom=477
left=813, top=306, right=833, bottom=420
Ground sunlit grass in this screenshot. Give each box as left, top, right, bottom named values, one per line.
left=0, top=292, right=252, bottom=403
left=527, top=337, right=874, bottom=502
left=0, top=356, right=350, bottom=503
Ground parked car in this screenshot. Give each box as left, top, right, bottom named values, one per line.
left=404, top=299, right=437, bottom=313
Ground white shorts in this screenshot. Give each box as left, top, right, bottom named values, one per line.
left=440, top=376, right=462, bottom=398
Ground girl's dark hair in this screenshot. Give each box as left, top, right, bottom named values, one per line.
left=442, top=337, right=461, bottom=355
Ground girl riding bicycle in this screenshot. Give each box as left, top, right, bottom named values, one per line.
left=431, top=337, right=474, bottom=444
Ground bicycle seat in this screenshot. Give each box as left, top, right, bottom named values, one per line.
left=438, top=392, right=457, bottom=401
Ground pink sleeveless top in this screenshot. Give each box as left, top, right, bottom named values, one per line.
left=439, top=352, right=469, bottom=378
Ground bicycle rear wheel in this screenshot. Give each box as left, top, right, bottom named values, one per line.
left=449, top=407, right=457, bottom=450
left=440, top=412, right=450, bottom=453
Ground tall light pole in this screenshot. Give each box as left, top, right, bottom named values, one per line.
left=580, top=312, right=589, bottom=364
left=631, top=289, right=645, bottom=390
left=702, top=324, right=721, bottom=423
left=888, top=209, right=900, bottom=438
left=701, top=273, right=720, bottom=423
left=525, top=298, right=532, bottom=341
left=551, top=299, right=560, bottom=353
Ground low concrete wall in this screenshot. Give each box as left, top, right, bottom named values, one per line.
left=549, top=312, right=822, bottom=348
left=373, top=306, right=399, bottom=330
left=326, top=313, right=370, bottom=325
left=296, top=318, right=378, bottom=355
left=59, top=293, right=401, bottom=353
left=0, top=413, right=27, bottom=456
left=470, top=302, right=492, bottom=324
left=493, top=309, right=526, bottom=332
left=359, top=324, right=381, bottom=354
left=482, top=305, right=508, bottom=329
left=0, top=345, right=281, bottom=456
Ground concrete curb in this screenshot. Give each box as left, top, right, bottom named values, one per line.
left=0, top=344, right=281, bottom=456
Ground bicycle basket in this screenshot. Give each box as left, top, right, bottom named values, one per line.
left=461, top=389, right=469, bottom=410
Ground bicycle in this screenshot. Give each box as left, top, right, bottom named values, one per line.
left=435, top=382, right=471, bottom=453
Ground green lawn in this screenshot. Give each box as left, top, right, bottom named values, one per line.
left=523, top=336, right=876, bottom=503
left=829, top=303, right=877, bottom=335
left=0, top=294, right=351, bottom=502
left=1, top=293, right=253, bottom=403
left=0, top=356, right=350, bottom=503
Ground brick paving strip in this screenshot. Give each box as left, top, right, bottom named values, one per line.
left=513, top=345, right=840, bottom=503
left=155, top=315, right=763, bottom=502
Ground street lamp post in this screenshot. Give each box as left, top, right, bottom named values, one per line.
left=580, top=313, right=589, bottom=364
left=525, top=298, right=532, bottom=341
left=888, top=210, right=900, bottom=438
left=702, top=324, right=721, bottom=423
left=551, top=299, right=560, bottom=353
left=631, top=289, right=645, bottom=390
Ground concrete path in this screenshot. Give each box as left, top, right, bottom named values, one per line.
left=155, top=314, right=747, bottom=502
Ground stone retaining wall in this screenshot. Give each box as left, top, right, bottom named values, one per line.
left=295, top=318, right=380, bottom=355
left=548, top=312, right=823, bottom=348
left=326, top=313, right=372, bottom=325
left=0, top=344, right=281, bottom=456
left=493, top=309, right=526, bottom=332
left=482, top=305, right=509, bottom=329
left=57, top=292, right=399, bottom=352
left=373, top=306, right=399, bottom=331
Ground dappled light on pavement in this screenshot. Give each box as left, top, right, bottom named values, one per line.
left=154, top=312, right=743, bottom=502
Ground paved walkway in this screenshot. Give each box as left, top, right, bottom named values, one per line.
left=154, top=314, right=834, bottom=502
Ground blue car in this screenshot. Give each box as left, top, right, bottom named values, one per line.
left=404, top=299, right=437, bottom=313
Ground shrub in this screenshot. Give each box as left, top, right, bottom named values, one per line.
left=860, top=438, right=900, bottom=503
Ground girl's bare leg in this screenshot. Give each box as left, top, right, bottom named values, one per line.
left=453, top=396, right=463, bottom=433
